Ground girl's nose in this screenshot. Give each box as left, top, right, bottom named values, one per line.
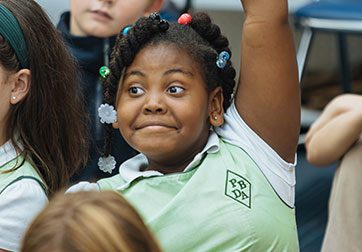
left=98, top=0, right=114, bottom=4
left=142, top=94, right=167, bottom=114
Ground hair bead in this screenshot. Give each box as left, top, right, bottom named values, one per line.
left=149, top=12, right=161, bottom=21
left=122, top=26, right=131, bottom=36
left=216, top=51, right=230, bottom=69
left=99, top=66, right=110, bottom=78
left=178, top=13, right=192, bottom=25
left=158, top=19, right=169, bottom=32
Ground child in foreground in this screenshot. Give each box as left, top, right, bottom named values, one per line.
left=21, top=191, right=162, bottom=252
left=0, top=0, right=87, bottom=251
left=69, top=0, right=301, bottom=250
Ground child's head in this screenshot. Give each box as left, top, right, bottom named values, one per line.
left=0, top=0, right=88, bottom=193
left=21, top=191, right=163, bottom=252
left=70, top=0, right=164, bottom=38
left=100, top=12, right=236, bottom=165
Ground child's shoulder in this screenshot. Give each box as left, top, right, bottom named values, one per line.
left=98, top=173, right=126, bottom=191
left=0, top=178, right=48, bottom=252
left=0, top=154, right=48, bottom=195
left=66, top=174, right=126, bottom=193
left=66, top=181, right=101, bottom=193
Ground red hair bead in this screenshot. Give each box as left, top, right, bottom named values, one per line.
left=178, top=13, right=192, bottom=25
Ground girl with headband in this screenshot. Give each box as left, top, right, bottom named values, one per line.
left=69, top=0, right=301, bottom=250
left=0, top=0, right=88, bottom=251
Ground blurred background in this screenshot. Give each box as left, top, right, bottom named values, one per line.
left=36, top=0, right=362, bottom=110
left=35, top=0, right=361, bottom=251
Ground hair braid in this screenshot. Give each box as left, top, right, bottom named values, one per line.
left=190, top=12, right=236, bottom=110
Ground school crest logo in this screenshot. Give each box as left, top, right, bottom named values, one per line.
left=225, top=170, right=251, bottom=208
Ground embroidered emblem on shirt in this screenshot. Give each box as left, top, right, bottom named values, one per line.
left=225, top=170, right=251, bottom=208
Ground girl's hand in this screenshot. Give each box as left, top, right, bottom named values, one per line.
left=240, top=0, right=289, bottom=23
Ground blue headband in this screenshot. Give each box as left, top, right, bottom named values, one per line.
left=0, top=4, right=29, bottom=68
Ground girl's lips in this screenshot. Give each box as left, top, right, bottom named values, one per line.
left=90, top=10, right=113, bottom=21
left=136, top=122, right=174, bottom=130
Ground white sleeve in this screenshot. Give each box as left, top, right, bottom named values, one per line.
left=0, top=179, right=48, bottom=252
left=215, top=102, right=297, bottom=207
left=66, top=181, right=100, bottom=193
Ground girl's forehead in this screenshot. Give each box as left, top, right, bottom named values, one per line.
left=140, top=43, right=188, bottom=57
left=129, top=43, right=198, bottom=70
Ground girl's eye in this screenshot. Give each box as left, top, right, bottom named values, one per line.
left=129, top=87, right=144, bottom=95
left=168, top=86, right=184, bottom=94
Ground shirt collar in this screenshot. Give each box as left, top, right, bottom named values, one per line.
left=118, top=131, right=220, bottom=185
left=0, top=140, right=18, bottom=167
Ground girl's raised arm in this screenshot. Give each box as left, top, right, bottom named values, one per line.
left=235, top=0, right=300, bottom=162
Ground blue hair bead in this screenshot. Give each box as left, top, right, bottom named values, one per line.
left=122, top=26, right=131, bottom=36
left=220, top=51, right=230, bottom=60
left=216, top=51, right=230, bottom=69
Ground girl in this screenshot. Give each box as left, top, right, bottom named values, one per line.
left=0, top=0, right=87, bottom=251
left=69, top=0, right=301, bottom=250
left=21, top=191, right=162, bottom=252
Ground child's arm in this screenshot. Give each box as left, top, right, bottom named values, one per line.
left=305, top=94, right=362, bottom=166
left=234, top=0, right=300, bottom=163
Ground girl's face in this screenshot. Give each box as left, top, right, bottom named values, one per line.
left=113, top=44, right=222, bottom=170
left=70, top=0, right=155, bottom=38
left=0, top=67, right=12, bottom=145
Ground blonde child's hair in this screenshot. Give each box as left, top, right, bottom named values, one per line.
left=21, top=191, right=163, bottom=252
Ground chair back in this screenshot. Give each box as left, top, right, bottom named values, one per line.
left=316, top=0, right=362, bottom=3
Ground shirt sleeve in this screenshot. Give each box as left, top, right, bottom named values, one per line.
left=215, top=101, right=297, bottom=207
left=0, top=179, right=48, bottom=252
left=66, top=181, right=100, bottom=193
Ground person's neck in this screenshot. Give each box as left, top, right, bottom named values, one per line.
left=145, top=155, right=196, bottom=174
left=144, top=133, right=210, bottom=174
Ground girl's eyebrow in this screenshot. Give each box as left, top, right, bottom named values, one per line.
left=164, top=69, right=194, bottom=77
left=124, top=69, right=194, bottom=78
left=124, top=70, right=145, bottom=79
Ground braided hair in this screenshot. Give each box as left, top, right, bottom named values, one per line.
left=102, top=12, right=236, bottom=158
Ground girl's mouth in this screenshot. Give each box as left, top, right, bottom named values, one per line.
left=90, top=10, right=113, bottom=21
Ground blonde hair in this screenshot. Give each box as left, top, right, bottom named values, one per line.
left=21, top=191, right=162, bottom=252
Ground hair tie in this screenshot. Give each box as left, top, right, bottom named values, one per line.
left=216, top=51, right=230, bottom=69
left=149, top=13, right=169, bottom=32
left=122, top=26, right=131, bottom=36
left=99, top=66, right=110, bottom=79
left=149, top=12, right=161, bottom=21
left=0, top=4, right=29, bottom=68
left=98, top=104, right=117, bottom=124
left=158, top=19, right=169, bottom=32
left=98, top=155, right=116, bottom=174
left=178, top=13, right=192, bottom=25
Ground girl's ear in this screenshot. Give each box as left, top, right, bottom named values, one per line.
left=208, top=86, right=224, bottom=127
left=112, top=120, right=119, bottom=129
left=10, top=69, right=31, bottom=104
left=145, top=0, right=164, bottom=15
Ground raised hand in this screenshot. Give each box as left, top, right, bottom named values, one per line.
left=240, top=0, right=289, bottom=23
